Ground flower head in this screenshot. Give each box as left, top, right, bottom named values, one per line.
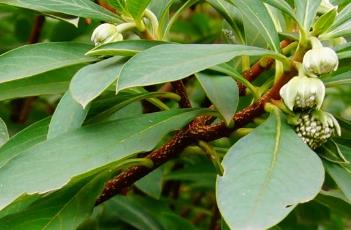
left=91, top=23, right=123, bottom=46
left=280, top=76, right=325, bottom=111
left=303, top=46, right=339, bottom=75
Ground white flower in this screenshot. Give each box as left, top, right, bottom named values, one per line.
left=91, top=23, right=123, bottom=46
left=303, top=47, right=339, bottom=75
left=280, top=76, right=325, bottom=111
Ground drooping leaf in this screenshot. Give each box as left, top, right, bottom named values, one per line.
left=0, top=118, right=9, bottom=148
left=294, top=0, right=322, bottom=31
left=86, top=40, right=166, bottom=57
left=0, top=42, right=95, bottom=84
left=126, top=0, right=151, bottom=22
left=47, top=91, right=89, bottom=139
left=70, top=57, right=126, bottom=108
left=228, top=0, right=280, bottom=51
left=0, top=65, right=82, bottom=101
left=196, top=73, right=239, bottom=125
left=0, top=0, right=122, bottom=23
left=0, top=171, right=112, bottom=230
left=217, top=110, right=324, bottom=230
left=0, top=109, right=206, bottom=209
left=116, top=44, right=285, bottom=93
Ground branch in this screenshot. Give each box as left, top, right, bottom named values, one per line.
left=171, top=80, right=192, bottom=108
left=96, top=68, right=297, bottom=205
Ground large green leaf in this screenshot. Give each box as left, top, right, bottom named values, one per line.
left=126, top=0, right=151, bottom=22
left=0, top=42, right=95, bottom=84
left=116, top=44, right=285, bottom=93
left=0, top=0, right=121, bottom=23
left=0, top=172, right=111, bottom=230
left=294, top=0, right=322, bottom=30
left=229, top=0, right=280, bottom=51
left=48, top=91, right=89, bottom=139
left=263, top=0, right=297, bottom=23
left=196, top=73, right=239, bottom=125
left=135, top=168, right=163, bottom=199
left=0, top=65, right=81, bottom=101
left=70, top=57, right=126, bottom=108
left=86, top=40, right=166, bottom=57
left=216, top=109, right=324, bottom=230
left=0, top=118, right=9, bottom=148
left=0, top=109, right=206, bottom=209
left=329, top=3, right=351, bottom=31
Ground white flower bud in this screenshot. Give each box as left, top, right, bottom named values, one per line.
left=280, top=76, right=325, bottom=111
left=303, top=47, right=339, bottom=75
left=91, top=23, right=123, bottom=46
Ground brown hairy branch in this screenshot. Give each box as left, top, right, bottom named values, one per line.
left=96, top=68, right=296, bottom=205
left=171, top=80, right=192, bottom=108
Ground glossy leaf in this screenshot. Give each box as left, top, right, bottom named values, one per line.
left=0, top=65, right=81, bottom=101
left=0, top=0, right=121, bottom=23
left=70, top=57, right=126, bottom=108
left=294, top=0, right=322, bottom=30
left=0, top=109, right=206, bottom=209
left=117, top=44, right=285, bottom=93
left=86, top=40, right=166, bottom=57
left=229, top=0, right=280, bottom=52
left=196, top=73, right=239, bottom=125
left=48, top=91, right=89, bottom=139
left=0, top=172, right=111, bottom=230
left=0, top=42, right=95, bottom=84
left=217, top=110, right=324, bottom=230
left=0, top=118, right=9, bottom=148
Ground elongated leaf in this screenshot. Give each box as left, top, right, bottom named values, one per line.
left=229, top=0, right=280, bottom=51
left=126, top=0, right=151, bottom=21
left=324, top=145, right=351, bottom=202
left=0, top=0, right=121, bottom=23
left=263, top=0, right=297, bottom=22
left=196, top=73, right=238, bottom=125
left=0, top=118, right=50, bottom=169
left=0, top=195, right=41, bottom=219
left=312, top=8, right=337, bottom=35
left=135, top=168, right=163, bottom=199
left=217, top=110, right=324, bottom=230
left=86, top=40, right=166, bottom=57
left=0, top=172, right=111, bottom=230
left=323, top=70, right=351, bottom=87
left=0, top=65, right=81, bottom=101
left=117, top=44, right=285, bottom=93
left=0, top=109, right=206, bottom=209
left=0, top=118, right=9, bottom=148
left=70, top=57, right=126, bottom=108
left=48, top=91, right=89, bottom=139
left=0, top=42, right=95, bottom=84
left=329, top=3, right=351, bottom=30
left=294, top=0, right=322, bottom=30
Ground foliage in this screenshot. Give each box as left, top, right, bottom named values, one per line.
left=0, top=0, right=350, bottom=229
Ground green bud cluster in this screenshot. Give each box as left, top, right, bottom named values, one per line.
left=295, top=113, right=335, bottom=149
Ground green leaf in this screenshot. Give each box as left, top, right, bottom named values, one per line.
left=70, top=57, right=126, bottom=108
left=0, top=195, right=41, bottom=219
left=216, top=110, right=324, bottom=230
left=323, top=70, right=351, bottom=87
left=0, top=65, right=82, bottom=101
left=104, top=195, right=164, bottom=230
left=294, top=0, right=322, bottom=31
left=229, top=0, right=280, bottom=52
left=117, top=44, right=285, bottom=93
left=0, top=109, right=206, bottom=209
left=0, top=171, right=111, bottom=230
left=263, top=0, right=297, bottom=23
left=135, top=168, right=163, bottom=199
left=126, top=0, right=151, bottom=22
left=329, top=3, right=351, bottom=31
left=196, top=73, right=239, bottom=125
left=0, top=0, right=122, bottom=23
left=0, top=118, right=50, bottom=169
left=0, top=118, right=9, bottom=148
left=86, top=40, right=166, bottom=57
left=48, top=91, right=89, bottom=140
left=0, top=42, right=95, bottom=84
left=324, top=145, right=351, bottom=203
left=312, top=8, right=337, bottom=36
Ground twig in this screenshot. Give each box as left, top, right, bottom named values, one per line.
left=171, top=80, right=192, bottom=108
left=95, top=68, right=296, bottom=205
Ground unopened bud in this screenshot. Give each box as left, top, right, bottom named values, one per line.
left=91, top=23, right=123, bottom=46
left=280, top=76, right=325, bottom=111
left=303, top=46, right=339, bottom=75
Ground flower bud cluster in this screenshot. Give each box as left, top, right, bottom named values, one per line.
left=295, top=112, right=340, bottom=149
